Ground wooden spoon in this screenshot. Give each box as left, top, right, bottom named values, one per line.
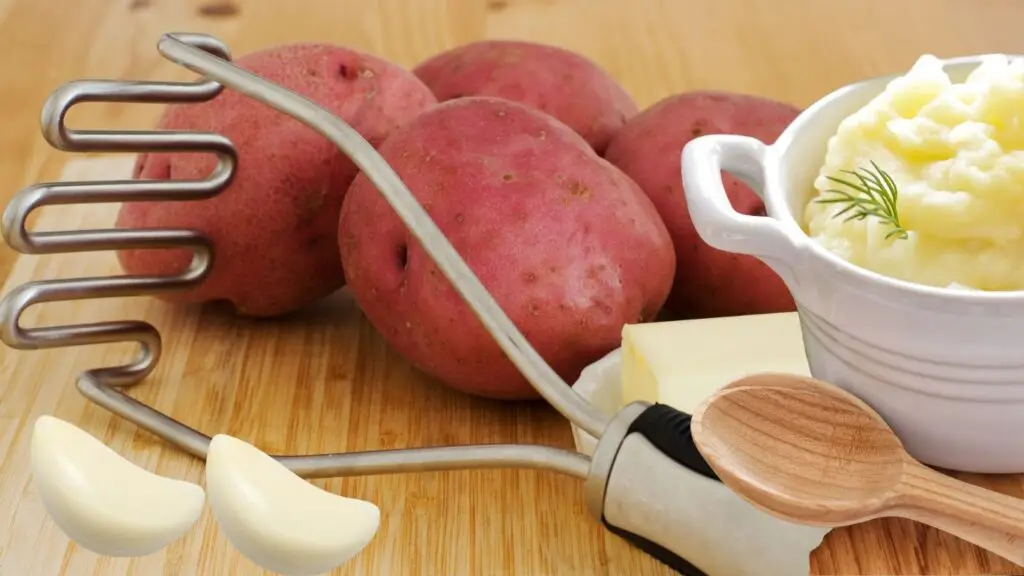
left=690, top=373, right=1024, bottom=566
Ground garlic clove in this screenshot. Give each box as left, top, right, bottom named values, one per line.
left=204, top=434, right=380, bottom=576
left=30, top=415, right=205, bottom=557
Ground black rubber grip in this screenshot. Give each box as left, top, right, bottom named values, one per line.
left=603, top=521, right=709, bottom=576
left=601, top=403, right=721, bottom=575
left=627, top=403, right=720, bottom=483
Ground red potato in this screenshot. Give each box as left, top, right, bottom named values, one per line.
left=340, top=97, right=675, bottom=400
left=413, top=40, right=638, bottom=154
left=116, top=43, right=438, bottom=317
left=604, top=91, right=801, bottom=320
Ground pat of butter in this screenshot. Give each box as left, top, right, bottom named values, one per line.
left=621, top=312, right=810, bottom=412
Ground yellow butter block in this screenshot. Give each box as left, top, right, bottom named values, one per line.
left=621, top=312, right=811, bottom=413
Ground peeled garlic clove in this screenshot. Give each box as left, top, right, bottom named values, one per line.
left=205, top=434, right=380, bottom=576
left=30, top=415, right=205, bottom=557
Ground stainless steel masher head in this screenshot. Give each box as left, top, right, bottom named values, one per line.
left=0, top=32, right=723, bottom=575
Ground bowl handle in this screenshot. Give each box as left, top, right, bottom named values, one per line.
left=681, top=134, right=802, bottom=268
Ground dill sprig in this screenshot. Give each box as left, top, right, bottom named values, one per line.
left=815, top=161, right=908, bottom=240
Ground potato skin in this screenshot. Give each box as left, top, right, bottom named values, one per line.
left=116, top=43, right=437, bottom=317
left=340, top=97, right=675, bottom=400
left=604, top=91, right=800, bottom=319
left=413, top=40, right=638, bottom=154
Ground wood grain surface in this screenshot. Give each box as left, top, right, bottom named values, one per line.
left=1, top=0, right=1024, bottom=574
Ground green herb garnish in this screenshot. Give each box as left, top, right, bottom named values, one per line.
left=815, top=161, right=908, bottom=240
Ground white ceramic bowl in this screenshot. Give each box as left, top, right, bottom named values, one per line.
left=681, top=55, right=1024, bottom=474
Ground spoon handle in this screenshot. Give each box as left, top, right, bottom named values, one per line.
left=895, top=460, right=1024, bottom=566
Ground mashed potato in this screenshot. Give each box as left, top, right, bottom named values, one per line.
left=804, top=54, right=1024, bottom=290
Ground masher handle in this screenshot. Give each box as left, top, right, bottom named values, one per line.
left=595, top=404, right=827, bottom=576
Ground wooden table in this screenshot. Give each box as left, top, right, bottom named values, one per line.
left=2, top=0, right=1024, bottom=574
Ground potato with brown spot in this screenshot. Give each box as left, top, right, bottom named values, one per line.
left=116, top=43, right=437, bottom=317
left=413, top=40, right=638, bottom=154
left=340, top=97, right=675, bottom=400
left=605, top=90, right=801, bottom=319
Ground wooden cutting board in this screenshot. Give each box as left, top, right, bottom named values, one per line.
left=1, top=157, right=1022, bottom=576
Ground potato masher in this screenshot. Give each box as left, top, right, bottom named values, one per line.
left=0, top=32, right=733, bottom=575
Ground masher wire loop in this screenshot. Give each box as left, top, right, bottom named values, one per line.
left=0, top=32, right=604, bottom=480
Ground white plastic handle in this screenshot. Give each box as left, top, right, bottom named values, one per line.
left=602, top=433, right=828, bottom=576
left=681, top=134, right=800, bottom=264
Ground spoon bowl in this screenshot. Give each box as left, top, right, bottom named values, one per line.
left=690, top=374, right=1024, bottom=566
left=693, top=385, right=904, bottom=525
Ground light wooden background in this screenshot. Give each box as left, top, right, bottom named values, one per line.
left=1, top=0, right=1024, bottom=575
